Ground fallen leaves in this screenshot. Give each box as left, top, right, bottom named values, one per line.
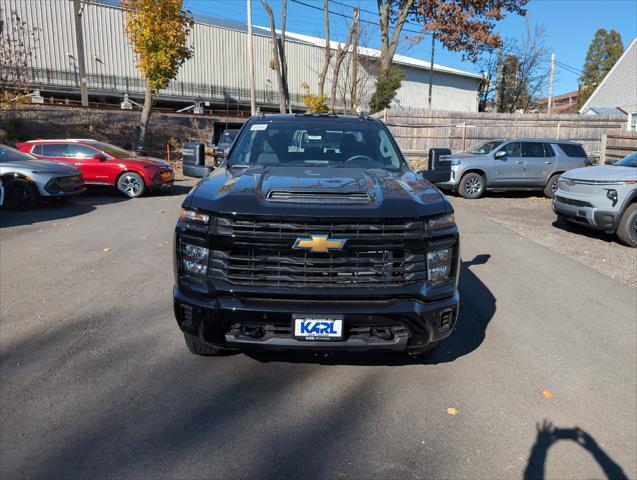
left=103, top=247, right=112, bottom=253
left=542, top=390, right=554, bottom=399
left=447, top=407, right=458, bottom=416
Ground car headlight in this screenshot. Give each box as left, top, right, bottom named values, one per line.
left=428, top=213, right=455, bottom=230
left=605, top=189, right=618, bottom=206
left=426, top=248, right=453, bottom=283
left=450, top=159, right=462, bottom=166
left=180, top=208, right=210, bottom=225
left=181, top=242, right=209, bottom=276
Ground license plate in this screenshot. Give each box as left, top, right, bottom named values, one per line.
left=293, top=315, right=343, bottom=341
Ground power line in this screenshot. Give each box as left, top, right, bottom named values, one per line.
left=289, top=0, right=431, bottom=36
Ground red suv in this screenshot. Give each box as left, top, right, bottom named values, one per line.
left=17, top=139, right=174, bottom=197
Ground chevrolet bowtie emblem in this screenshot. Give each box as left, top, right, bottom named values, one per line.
left=292, top=234, right=347, bottom=253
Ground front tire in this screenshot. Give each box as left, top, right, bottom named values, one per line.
left=617, top=204, right=637, bottom=247
left=117, top=172, right=145, bottom=198
left=4, top=179, right=37, bottom=210
left=184, top=334, right=223, bottom=356
left=544, top=173, right=561, bottom=198
left=459, top=172, right=485, bottom=199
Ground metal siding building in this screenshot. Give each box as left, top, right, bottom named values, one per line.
left=2, top=0, right=482, bottom=111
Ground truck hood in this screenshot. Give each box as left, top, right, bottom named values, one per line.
left=563, top=166, right=637, bottom=182
left=3, top=159, right=80, bottom=174
left=187, top=166, right=450, bottom=218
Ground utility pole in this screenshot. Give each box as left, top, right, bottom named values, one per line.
left=427, top=33, right=435, bottom=109
left=73, top=0, right=89, bottom=107
left=547, top=52, right=555, bottom=114
left=247, top=0, right=256, bottom=115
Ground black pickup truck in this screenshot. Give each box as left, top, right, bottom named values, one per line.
left=173, top=114, right=460, bottom=357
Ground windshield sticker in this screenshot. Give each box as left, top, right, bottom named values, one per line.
left=250, top=124, right=267, bottom=131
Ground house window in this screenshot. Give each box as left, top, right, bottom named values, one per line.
left=628, top=113, right=637, bottom=132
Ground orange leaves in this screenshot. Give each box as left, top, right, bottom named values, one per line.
left=121, top=0, right=194, bottom=91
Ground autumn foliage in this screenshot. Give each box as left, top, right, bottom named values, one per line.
left=122, top=0, right=193, bottom=93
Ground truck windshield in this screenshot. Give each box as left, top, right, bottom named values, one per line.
left=465, top=140, right=503, bottom=155
left=229, top=120, right=404, bottom=171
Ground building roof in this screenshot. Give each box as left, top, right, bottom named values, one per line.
left=259, top=28, right=483, bottom=80
left=580, top=36, right=637, bottom=114
left=583, top=107, right=627, bottom=117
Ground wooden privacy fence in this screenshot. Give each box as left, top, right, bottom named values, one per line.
left=601, top=133, right=637, bottom=162
left=377, top=108, right=627, bottom=164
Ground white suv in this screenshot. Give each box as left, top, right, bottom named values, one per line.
left=552, top=152, right=637, bottom=246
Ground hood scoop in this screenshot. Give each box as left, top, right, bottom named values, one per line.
left=266, top=189, right=373, bottom=204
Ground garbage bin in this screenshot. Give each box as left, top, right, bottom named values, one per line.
left=182, top=142, right=212, bottom=178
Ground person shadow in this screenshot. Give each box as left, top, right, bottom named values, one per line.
left=524, top=420, right=629, bottom=480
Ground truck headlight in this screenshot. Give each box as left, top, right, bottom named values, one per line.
left=180, top=208, right=210, bottom=225
left=181, top=243, right=209, bottom=275
left=605, top=189, right=618, bottom=207
left=428, top=213, right=455, bottom=230
left=450, top=159, right=462, bottom=166
left=427, top=248, right=452, bottom=283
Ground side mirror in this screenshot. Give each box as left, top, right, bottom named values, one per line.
left=494, top=150, right=507, bottom=159
left=92, top=153, right=107, bottom=161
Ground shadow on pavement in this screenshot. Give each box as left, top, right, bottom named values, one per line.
left=244, top=254, right=496, bottom=366
left=0, top=181, right=194, bottom=228
left=551, top=217, right=617, bottom=244
left=523, top=420, right=628, bottom=480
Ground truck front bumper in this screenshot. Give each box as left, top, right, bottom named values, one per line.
left=174, top=286, right=459, bottom=353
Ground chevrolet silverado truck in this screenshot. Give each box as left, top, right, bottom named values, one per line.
left=173, top=114, right=460, bottom=357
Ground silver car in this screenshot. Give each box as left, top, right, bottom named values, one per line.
left=0, top=144, right=85, bottom=210
left=435, top=139, right=591, bottom=199
left=553, top=152, right=637, bottom=247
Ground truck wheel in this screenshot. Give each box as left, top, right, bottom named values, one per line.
left=459, top=172, right=485, bottom=199
left=544, top=173, right=561, bottom=198
left=117, top=172, right=145, bottom=198
left=183, top=334, right=223, bottom=356
left=617, top=204, right=637, bottom=247
left=4, top=179, right=37, bottom=210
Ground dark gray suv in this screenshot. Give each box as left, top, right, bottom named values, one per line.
left=435, top=139, right=591, bottom=199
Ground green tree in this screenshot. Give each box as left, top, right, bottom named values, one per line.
left=578, top=29, right=624, bottom=109
left=122, top=0, right=194, bottom=150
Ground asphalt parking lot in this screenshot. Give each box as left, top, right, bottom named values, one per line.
left=1, top=181, right=636, bottom=480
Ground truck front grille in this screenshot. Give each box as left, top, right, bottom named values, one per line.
left=207, top=216, right=431, bottom=288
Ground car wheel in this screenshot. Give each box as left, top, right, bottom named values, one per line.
left=459, top=172, right=485, bottom=199
left=544, top=173, right=561, bottom=198
left=617, top=204, right=637, bottom=248
left=183, top=334, right=223, bottom=356
left=4, top=179, right=37, bottom=210
left=117, top=172, right=145, bottom=198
